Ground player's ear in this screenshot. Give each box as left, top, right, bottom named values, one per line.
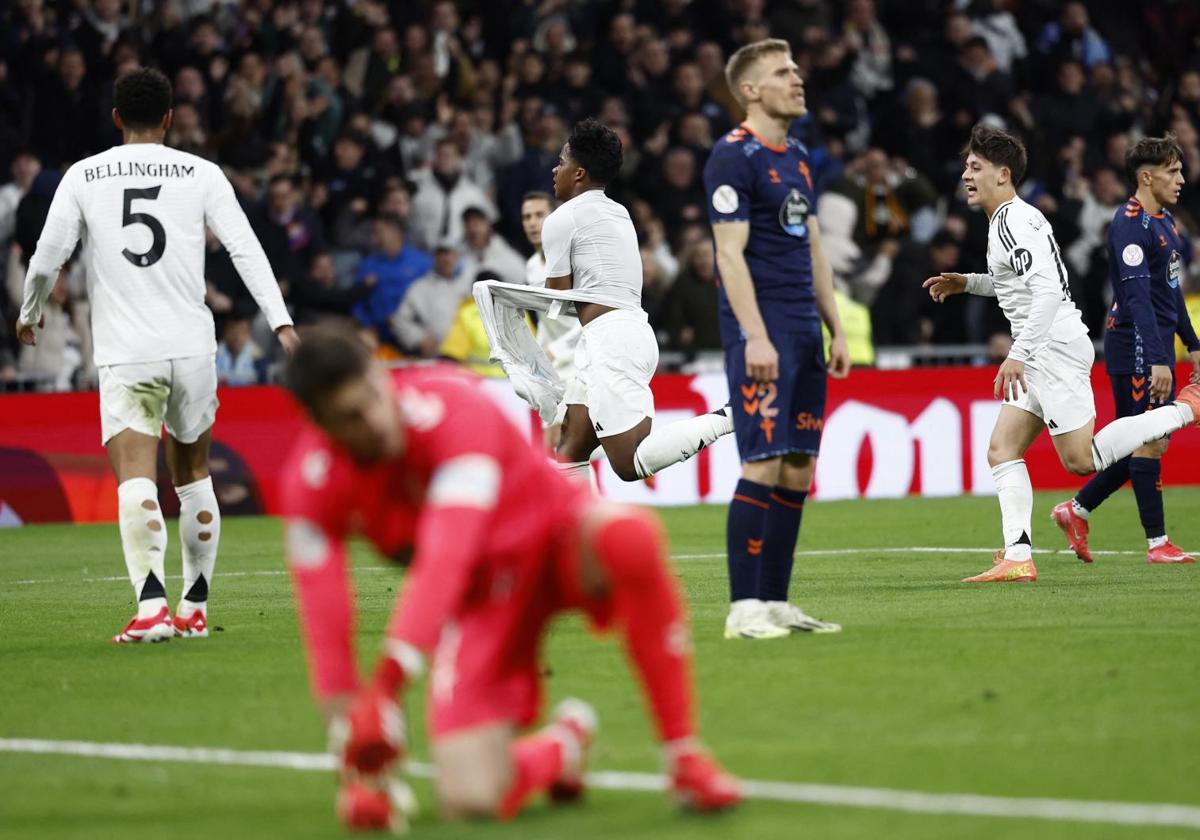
left=162, top=110, right=173, bottom=133
left=112, top=109, right=123, bottom=132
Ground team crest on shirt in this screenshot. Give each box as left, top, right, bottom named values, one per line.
left=778, top=189, right=811, bottom=237
left=1168, top=250, right=1182, bottom=288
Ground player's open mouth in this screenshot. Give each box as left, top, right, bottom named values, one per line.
left=965, top=185, right=977, bottom=197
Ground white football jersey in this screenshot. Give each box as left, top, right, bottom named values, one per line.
left=20, top=143, right=291, bottom=367
left=540, top=189, right=642, bottom=312
left=965, top=196, right=1088, bottom=364
left=527, top=250, right=580, bottom=356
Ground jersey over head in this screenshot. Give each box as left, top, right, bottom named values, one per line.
left=703, top=125, right=819, bottom=344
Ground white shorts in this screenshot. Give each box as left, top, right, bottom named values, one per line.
left=564, top=309, right=658, bottom=438
left=98, top=354, right=219, bottom=445
left=1005, top=335, right=1096, bottom=436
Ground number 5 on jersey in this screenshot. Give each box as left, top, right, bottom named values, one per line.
left=122, top=186, right=166, bottom=268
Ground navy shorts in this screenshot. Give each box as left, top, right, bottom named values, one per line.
left=725, top=330, right=827, bottom=463
left=1109, top=370, right=1175, bottom=419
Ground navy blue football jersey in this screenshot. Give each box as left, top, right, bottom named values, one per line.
left=1105, top=197, right=1200, bottom=374
left=703, top=124, right=820, bottom=345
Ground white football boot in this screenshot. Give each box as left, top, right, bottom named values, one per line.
left=723, top=599, right=790, bottom=640
left=765, top=601, right=842, bottom=634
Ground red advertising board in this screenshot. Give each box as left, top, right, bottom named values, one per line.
left=0, top=364, right=1195, bottom=524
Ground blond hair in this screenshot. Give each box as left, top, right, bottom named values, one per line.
left=724, top=38, right=792, bottom=108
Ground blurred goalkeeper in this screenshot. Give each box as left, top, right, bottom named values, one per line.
left=281, top=324, right=740, bottom=831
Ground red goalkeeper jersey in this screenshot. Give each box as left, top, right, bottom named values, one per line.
left=282, top=365, right=587, bottom=699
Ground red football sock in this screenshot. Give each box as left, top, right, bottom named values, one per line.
left=497, top=730, right=564, bottom=819
left=591, top=510, right=696, bottom=743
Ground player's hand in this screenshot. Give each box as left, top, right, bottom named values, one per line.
left=15, top=316, right=43, bottom=346
left=994, top=357, right=1027, bottom=401
left=827, top=334, right=851, bottom=379
left=745, top=334, right=778, bottom=383
left=923, top=272, right=968, bottom=303
left=1188, top=350, right=1200, bottom=385
left=1149, top=363, right=1173, bottom=403
left=332, top=686, right=407, bottom=774
left=276, top=325, right=300, bottom=357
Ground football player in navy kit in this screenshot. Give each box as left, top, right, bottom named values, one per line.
left=1054, top=134, right=1200, bottom=564
left=703, top=39, right=848, bottom=639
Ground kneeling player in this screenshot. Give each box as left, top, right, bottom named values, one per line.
left=281, top=325, right=740, bottom=830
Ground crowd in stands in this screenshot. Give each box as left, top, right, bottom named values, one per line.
left=1, top=0, right=1199, bottom=390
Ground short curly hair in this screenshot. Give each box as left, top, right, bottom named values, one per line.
left=114, top=68, right=172, bottom=130
left=567, top=118, right=622, bottom=186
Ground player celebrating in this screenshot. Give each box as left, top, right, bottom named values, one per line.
left=520, top=190, right=580, bottom=449
left=546, top=118, right=734, bottom=483
left=703, top=38, right=848, bottom=640
left=1053, top=134, right=1200, bottom=564
left=280, top=325, right=740, bottom=830
left=16, top=68, right=297, bottom=642
left=924, top=124, right=1200, bottom=583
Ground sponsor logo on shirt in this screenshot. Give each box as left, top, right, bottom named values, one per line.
left=1011, top=248, right=1033, bottom=275
left=1168, top=250, right=1182, bottom=288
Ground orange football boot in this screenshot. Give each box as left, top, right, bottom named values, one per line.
left=1175, top=383, right=1200, bottom=428
left=964, top=553, right=1038, bottom=583
left=1146, top=541, right=1195, bottom=564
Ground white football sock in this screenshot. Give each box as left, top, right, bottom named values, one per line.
left=117, top=477, right=168, bottom=618
left=992, top=460, right=1033, bottom=561
left=633, top=407, right=733, bottom=478
left=1091, top=405, right=1190, bottom=471
left=176, top=476, right=220, bottom=617
left=1149, top=535, right=1169, bottom=549
left=1071, top=499, right=1090, bottom=520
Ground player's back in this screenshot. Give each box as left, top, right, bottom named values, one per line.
left=62, top=144, right=221, bottom=366
left=703, top=127, right=820, bottom=343
left=286, top=365, right=586, bottom=564
left=541, top=189, right=641, bottom=311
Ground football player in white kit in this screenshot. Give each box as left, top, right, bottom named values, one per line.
left=925, top=124, right=1200, bottom=583
left=16, top=68, right=298, bottom=641
left=520, top=190, right=581, bottom=450
left=544, top=119, right=734, bottom=483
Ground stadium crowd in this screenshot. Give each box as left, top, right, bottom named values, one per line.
left=2, top=0, right=1200, bottom=390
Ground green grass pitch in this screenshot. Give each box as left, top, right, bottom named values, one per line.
left=1, top=490, right=1198, bottom=839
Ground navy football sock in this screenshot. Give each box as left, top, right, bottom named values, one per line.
left=1074, top=456, right=1130, bottom=513
left=758, top=487, right=806, bottom=602
left=1129, top=457, right=1165, bottom=539
left=726, top=479, right=771, bottom=601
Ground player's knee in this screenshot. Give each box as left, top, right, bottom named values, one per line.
left=987, top=441, right=1020, bottom=467
left=1061, top=452, right=1095, bottom=476
left=437, top=777, right=507, bottom=820
left=611, top=459, right=641, bottom=482
left=1136, top=438, right=1168, bottom=459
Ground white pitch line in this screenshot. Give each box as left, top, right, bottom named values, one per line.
left=8, top=546, right=1152, bottom=586
left=2, top=738, right=1198, bottom=830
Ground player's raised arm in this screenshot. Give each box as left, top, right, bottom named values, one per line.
left=807, top=218, right=849, bottom=377
left=202, top=164, right=298, bottom=353
left=17, top=169, right=83, bottom=344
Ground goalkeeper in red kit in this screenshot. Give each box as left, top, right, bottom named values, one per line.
left=280, top=324, right=740, bottom=831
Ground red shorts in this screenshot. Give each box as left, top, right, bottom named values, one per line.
left=427, top=511, right=613, bottom=739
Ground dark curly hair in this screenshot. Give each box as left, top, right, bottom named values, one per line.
left=567, top=118, right=622, bottom=186
left=1126, top=133, right=1183, bottom=183
left=963, top=123, right=1027, bottom=185
left=114, top=68, right=173, bottom=130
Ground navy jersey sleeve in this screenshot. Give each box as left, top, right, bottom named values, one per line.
left=703, top=142, right=753, bottom=225
left=1110, top=214, right=1171, bottom=365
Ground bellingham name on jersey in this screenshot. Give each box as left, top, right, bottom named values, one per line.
left=1105, top=196, right=1200, bottom=374
left=703, top=125, right=819, bottom=344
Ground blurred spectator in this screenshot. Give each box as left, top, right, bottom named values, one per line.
left=254, top=175, right=326, bottom=292
left=439, top=270, right=513, bottom=378
left=30, top=48, right=103, bottom=168
left=351, top=216, right=433, bottom=343
left=291, top=252, right=376, bottom=326
left=460, top=206, right=525, bottom=286
left=215, top=313, right=262, bottom=386
left=873, top=232, right=964, bottom=346
left=410, top=137, right=497, bottom=252
left=17, top=270, right=82, bottom=390
left=392, top=240, right=474, bottom=357
left=0, top=151, right=40, bottom=248
left=664, top=239, right=721, bottom=355
left=1036, top=1, right=1111, bottom=71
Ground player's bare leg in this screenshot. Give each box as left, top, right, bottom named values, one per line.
left=555, top=403, right=603, bottom=485
left=165, top=429, right=220, bottom=636
left=964, top=405, right=1043, bottom=583
left=108, top=428, right=173, bottom=642
left=578, top=503, right=741, bottom=811
left=433, top=723, right=516, bottom=819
